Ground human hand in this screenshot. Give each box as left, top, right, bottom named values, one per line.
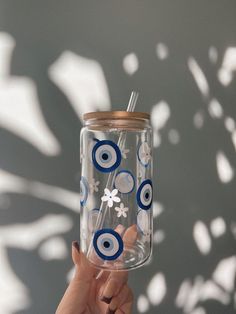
left=56, top=241, right=133, bottom=314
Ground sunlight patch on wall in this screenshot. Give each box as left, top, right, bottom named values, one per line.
left=176, top=274, right=231, bottom=314
left=146, top=273, right=166, bottom=306
left=218, top=47, right=236, bottom=86
left=190, top=307, right=206, bottom=314
left=123, top=52, right=139, bottom=75
left=216, top=151, right=234, bottom=183
left=0, top=214, right=72, bottom=313
left=151, top=101, right=170, bottom=147
left=175, top=279, right=192, bottom=309
left=0, top=169, right=80, bottom=212
left=208, top=46, right=218, bottom=64
left=193, top=111, right=204, bottom=129
left=193, top=221, right=211, bottom=255
left=168, top=129, right=180, bottom=145
left=0, top=245, right=30, bottom=314
left=38, top=237, right=68, bottom=260
left=0, top=32, right=15, bottom=76
left=156, top=43, right=169, bottom=60
left=208, top=98, right=223, bottom=119
left=213, top=256, right=236, bottom=292
left=137, top=294, right=150, bottom=313
left=49, top=51, right=110, bottom=121
left=152, top=201, right=164, bottom=218
left=0, top=32, right=60, bottom=156
left=0, top=214, right=72, bottom=249
left=224, top=116, right=235, bottom=133
left=210, top=217, right=226, bottom=238
left=153, top=230, right=165, bottom=245
left=188, top=57, right=209, bottom=98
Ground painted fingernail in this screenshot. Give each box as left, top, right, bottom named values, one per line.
left=100, top=296, right=112, bottom=304
left=72, top=241, right=80, bottom=253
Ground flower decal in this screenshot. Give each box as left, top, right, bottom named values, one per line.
left=101, top=188, right=121, bottom=208
left=121, top=147, right=130, bottom=159
left=115, top=203, right=129, bottom=218
left=89, top=178, right=100, bottom=193
left=137, top=142, right=152, bottom=166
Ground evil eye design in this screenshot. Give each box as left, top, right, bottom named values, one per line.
left=137, top=142, right=151, bottom=167
left=80, top=176, right=89, bottom=206
left=93, top=228, right=123, bottom=260
left=88, top=208, right=100, bottom=233
left=92, top=140, right=121, bottom=173
left=114, top=170, right=135, bottom=194
left=137, top=209, right=150, bottom=235
left=136, top=179, right=153, bottom=210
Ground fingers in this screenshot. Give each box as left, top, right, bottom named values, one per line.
left=123, top=224, right=138, bottom=250
left=99, top=224, right=137, bottom=303
left=100, top=270, right=128, bottom=303
left=56, top=241, right=96, bottom=314
left=106, top=284, right=133, bottom=314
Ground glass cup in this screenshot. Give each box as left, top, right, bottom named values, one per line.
left=80, top=111, right=153, bottom=270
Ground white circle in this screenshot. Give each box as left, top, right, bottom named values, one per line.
left=95, top=144, right=117, bottom=169
left=97, top=233, right=119, bottom=257
left=114, top=171, right=134, bottom=193
left=137, top=210, right=150, bottom=235
left=140, top=183, right=152, bottom=207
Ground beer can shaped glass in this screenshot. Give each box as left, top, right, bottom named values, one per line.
left=80, top=111, right=153, bottom=270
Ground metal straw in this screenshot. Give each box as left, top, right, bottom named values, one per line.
left=87, top=91, right=139, bottom=259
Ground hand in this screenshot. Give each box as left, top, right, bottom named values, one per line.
left=56, top=241, right=133, bottom=314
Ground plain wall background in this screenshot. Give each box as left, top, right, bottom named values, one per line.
left=0, top=1, right=236, bottom=313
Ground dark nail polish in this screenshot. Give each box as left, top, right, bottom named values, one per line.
left=72, top=241, right=80, bottom=253
left=100, top=296, right=112, bottom=304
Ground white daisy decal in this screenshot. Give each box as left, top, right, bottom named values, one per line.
left=121, top=147, right=130, bottom=159
left=142, top=231, right=151, bottom=243
left=89, top=178, right=100, bottom=193
left=80, top=151, right=85, bottom=163
left=115, top=202, right=129, bottom=218
left=101, top=188, right=121, bottom=208
left=138, top=142, right=152, bottom=166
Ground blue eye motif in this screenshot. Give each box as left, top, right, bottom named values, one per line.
left=93, top=228, right=123, bottom=260
left=80, top=176, right=89, bottom=206
left=136, top=179, right=153, bottom=210
left=114, top=170, right=135, bottom=194
left=92, top=140, right=121, bottom=173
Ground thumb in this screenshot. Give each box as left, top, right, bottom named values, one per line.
left=56, top=241, right=95, bottom=314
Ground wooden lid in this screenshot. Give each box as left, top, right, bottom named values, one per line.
left=83, top=111, right=150, bottom=121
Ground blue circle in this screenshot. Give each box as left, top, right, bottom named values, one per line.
left=92, top=140, right=121, bottom=173
left=101, top=238, right=114, bottom=251
left=114, top=170, right=135, bottom=194
left=80, top=176, right=89, bottom=206
left=99, top=150, right=112, bottom=163
left=93, top=228, right=124, bottom=261
left=136, top=179, right=153, bottom=210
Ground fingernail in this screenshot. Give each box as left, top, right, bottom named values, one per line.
left=100, top=296, right=112, bottom=304
left=106, top=309, right=115, bottom=314
left=72, top=241, right=80, bottom=253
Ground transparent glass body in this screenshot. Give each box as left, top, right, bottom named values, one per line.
left=80, top=113, right=153, bottom=271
